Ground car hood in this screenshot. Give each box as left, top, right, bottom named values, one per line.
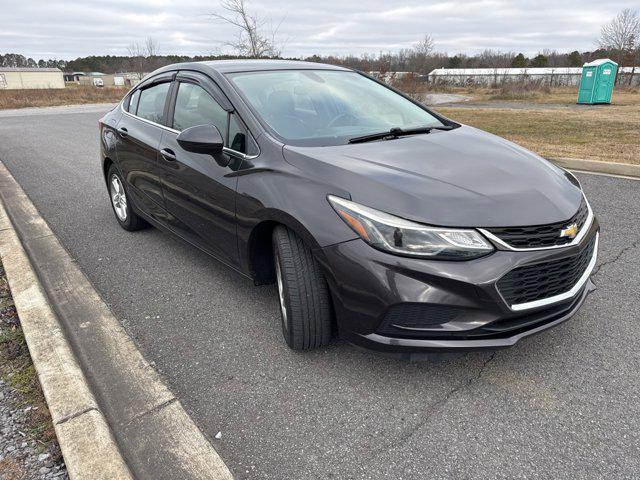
left=282, top=125, right=583, bottom=228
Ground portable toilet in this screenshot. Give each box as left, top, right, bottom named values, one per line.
left=577, top=59, right=618, bottom=104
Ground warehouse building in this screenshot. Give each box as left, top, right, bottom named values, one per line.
left=0, top=67, right=65, bottom=89
left=64, top=71, right=87, bottom=83
left=427, top=65, right=640, bottom=86
left=71, top=72, right=143, bottom=88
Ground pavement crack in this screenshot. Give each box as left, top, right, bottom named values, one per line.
left=124, top=397, right=177, bottom=426
left=592, top=238, right=640, bottom=277
left=55, top=406, right=98, bottom=426
left=376, top=352, right=497, bottom=456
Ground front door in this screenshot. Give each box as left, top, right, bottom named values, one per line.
left=158, top=76, right=243, bottom=266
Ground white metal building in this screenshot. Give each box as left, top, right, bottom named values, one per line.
left=427, top=66, right=640, bottom=86
left=0, top=67, right=65, bottom=90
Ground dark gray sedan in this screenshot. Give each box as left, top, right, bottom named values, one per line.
left=99, top=60, right=598, bottom=352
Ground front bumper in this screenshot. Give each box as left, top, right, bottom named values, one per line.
left=317, top=218, right=599, bottom=352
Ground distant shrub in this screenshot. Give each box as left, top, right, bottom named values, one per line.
left=488, top=80, right=551, bottom=100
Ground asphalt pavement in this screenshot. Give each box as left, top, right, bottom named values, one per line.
left=0, top=106, right=638, bottom=479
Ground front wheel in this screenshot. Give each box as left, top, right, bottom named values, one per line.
left=272, top=226, right=333, bottom=350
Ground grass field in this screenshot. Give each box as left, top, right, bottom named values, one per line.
left=435, top=89, right=640, bottom=165
left=0, top=85, right=124, bottom=109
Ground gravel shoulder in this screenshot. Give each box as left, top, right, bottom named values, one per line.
left=417, top=92, right=471, bottom=105
left=0, top=262, right=68, bottom=480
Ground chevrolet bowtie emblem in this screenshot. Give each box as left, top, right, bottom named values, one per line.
left=560, top=223, right=579, bottom=239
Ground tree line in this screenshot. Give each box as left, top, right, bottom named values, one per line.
left=0, top=48, right=624, bottom=75
left=0, top=52, right=243, bottom=73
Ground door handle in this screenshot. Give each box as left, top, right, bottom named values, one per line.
left=117, top=127, right=128, bottom=138
left=160, top=148, right=176, bottom=162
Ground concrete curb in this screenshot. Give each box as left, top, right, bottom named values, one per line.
left=548, top=157, right=640, bottom=179
left=0, top=187, right=133, bottom=479
left=0, top=160, right=234, bottom=480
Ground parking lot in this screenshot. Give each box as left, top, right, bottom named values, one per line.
left=0, top=105, right=639, bottom=479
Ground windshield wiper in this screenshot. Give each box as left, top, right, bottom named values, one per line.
left=348, top=125, right=454, bottom=144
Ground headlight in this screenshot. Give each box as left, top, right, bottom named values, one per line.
left=328, top=196, right=494, bottom=260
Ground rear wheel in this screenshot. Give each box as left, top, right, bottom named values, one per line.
left=272, top=226, right=333, bottom=350
left=107, top=165, right=148, bottom=231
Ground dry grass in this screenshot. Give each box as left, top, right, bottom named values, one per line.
left=1, top=265, right=61, bottom=460
left=0, top=85, right=125, bottom=109
left=419, top=84, right=640, bottom=164
left=486, top=82, right=551, bottom=101
left=0, top=458, right=26, bottom=480
left=436, top=100, right=640, bottom=164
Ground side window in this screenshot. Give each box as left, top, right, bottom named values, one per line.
left=228, top=113, right=258, bottom=155
left=173, top=82, right=227, bottom=133
left=127, top=89, right=140, bottom=114
left=136, top=83, right=170, bottom=124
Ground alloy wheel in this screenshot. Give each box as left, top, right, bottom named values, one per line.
left=110, top=174, right=128, bottom=222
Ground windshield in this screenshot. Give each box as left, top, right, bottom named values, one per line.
left=227, top=69, right=446, bottom=146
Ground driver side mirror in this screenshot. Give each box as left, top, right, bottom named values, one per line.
left=177, top=124, right=224, bottom=155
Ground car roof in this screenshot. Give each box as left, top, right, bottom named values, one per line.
left=159, top=59, right=352, bottom=74
left=201, top=59, right=351, bottom=73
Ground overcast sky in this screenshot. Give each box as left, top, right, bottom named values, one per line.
left=1, top=0, right=637, bottom=60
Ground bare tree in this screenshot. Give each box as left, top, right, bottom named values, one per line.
left=127, top=37, right=160, bottom=80
left=409, top=35, right=435, bottom=74
left=144, top=37, right=160, bottom=57
left=211, top=0, right=283, bottom=58
left=413, top=35, right=434, bottom=56
left=598, top=8, right=640, bottom=83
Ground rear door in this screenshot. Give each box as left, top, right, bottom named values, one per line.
left=116, top=73, right=174, bottom=220
left=158, top=71, right=256, bottom=267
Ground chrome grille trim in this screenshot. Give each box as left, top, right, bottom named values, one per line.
left=478, top=194, right=594, bottom=252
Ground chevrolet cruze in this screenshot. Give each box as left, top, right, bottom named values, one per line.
left=99, top=60, right=599, bottom=352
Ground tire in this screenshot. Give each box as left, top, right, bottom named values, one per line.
left=107, top=165, right=148, bottom=231
left=272, top=226, right=333, bottom=350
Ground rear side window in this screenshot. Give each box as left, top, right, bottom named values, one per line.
left=127, top=89, right=140, bottom=113
left=173, top=83, right=227, bottom=133
left=136, top=83, right=170, bottom=124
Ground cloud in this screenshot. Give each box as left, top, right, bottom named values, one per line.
left=0, top=0, right=637, bottom=60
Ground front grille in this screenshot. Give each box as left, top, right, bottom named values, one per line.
left=376, top=304, right=464, bottom=336
left=486, top=197, right=589, bottom=248
left=497, top=235, right=596, bottom=306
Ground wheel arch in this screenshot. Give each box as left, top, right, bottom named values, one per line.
left=246, top=210, right=322, bottom=285
left=102, top=156, right=115, bottom=186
